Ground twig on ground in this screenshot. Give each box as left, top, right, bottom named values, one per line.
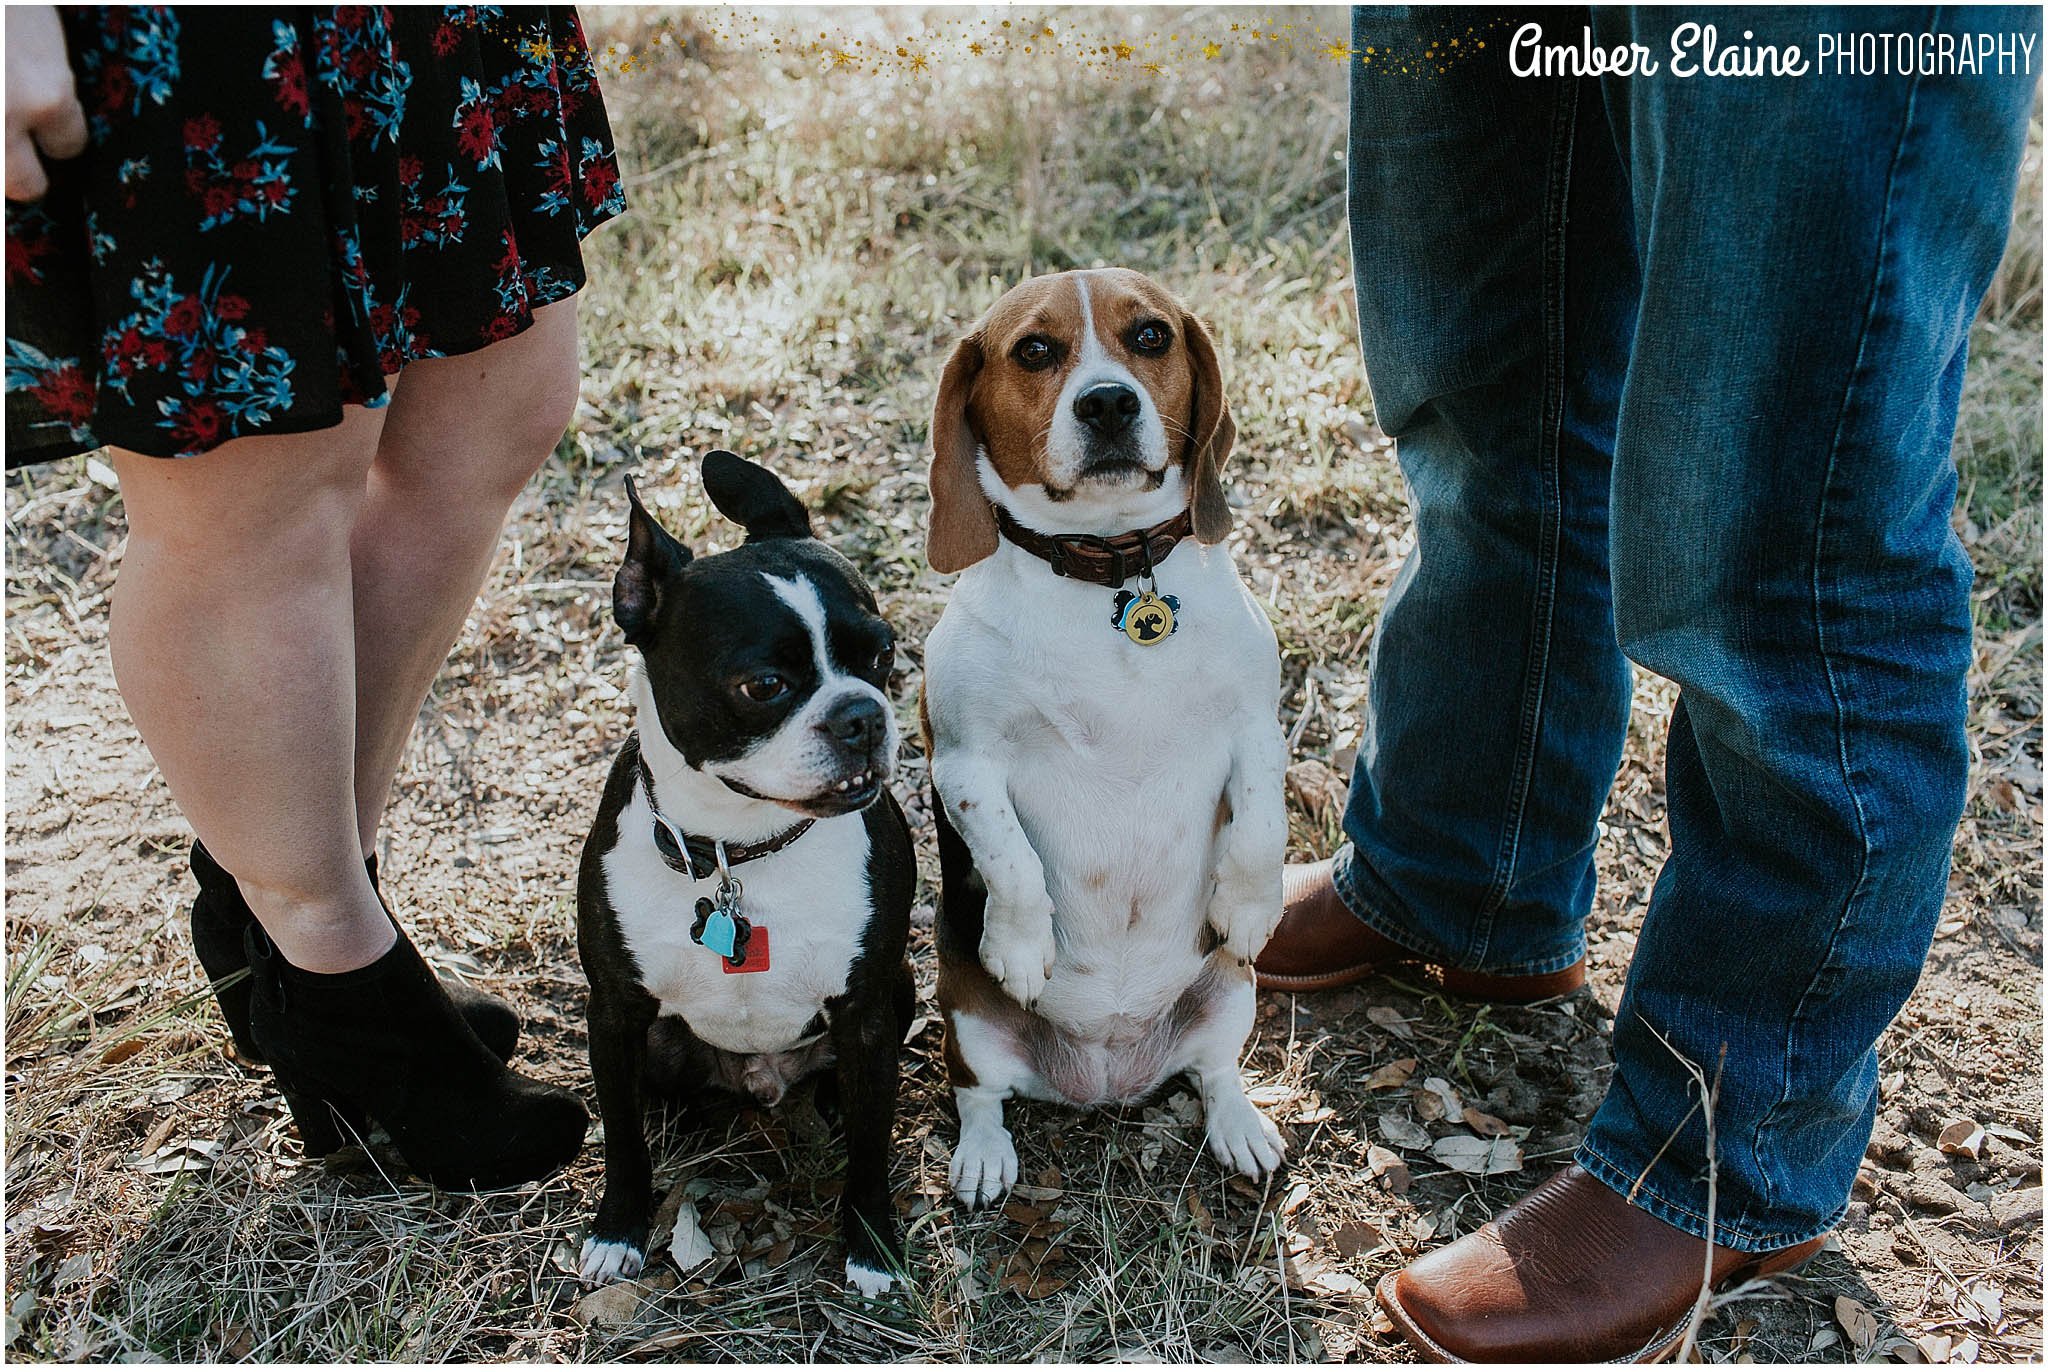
left=1636, top=1016, right=1725, bottom=1365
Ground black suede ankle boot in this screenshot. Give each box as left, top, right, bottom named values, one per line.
left=245, top=922, right=587, bottom=1189
left=189, top=841, right=520, bottom=1064
left=189, top=840, right=264, bottom=1060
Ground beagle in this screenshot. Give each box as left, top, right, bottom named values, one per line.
left=919, top=268, right=1288, bottom=1207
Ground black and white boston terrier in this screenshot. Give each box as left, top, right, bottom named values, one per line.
left=576, top=451, right=916, bottom=1297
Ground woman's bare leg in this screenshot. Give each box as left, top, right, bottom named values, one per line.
left=349, top=298, right=582, bottom=853
left=108, top=406, right=394, bottom=974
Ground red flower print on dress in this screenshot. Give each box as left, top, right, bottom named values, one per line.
left=164, top=296, right=206, bottom=337
left=264, top=20, right=312, bottom=121
left=582, top=156, right=619, bottom=210
left=33, top=363, right=96, bottom=426
left=455, top=101, right=498, bottom=165
left=5, top=207, right=55, bottom=286
left=172, top=399, right=224, bottom=450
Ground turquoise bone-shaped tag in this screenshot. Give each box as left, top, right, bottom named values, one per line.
left=695, top=901, right=741, bottom=959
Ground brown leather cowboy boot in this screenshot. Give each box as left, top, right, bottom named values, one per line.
left=1377, top=1164, right=1829, bottom=1362
left=1254, top=860, right=1586, bottom=1000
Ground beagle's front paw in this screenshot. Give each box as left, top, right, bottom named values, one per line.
left=949, top=1122, right=1020, bottom=1209
left=1208, top=897, right=1283, bottom=964
left=979, top=892, right=1057, bottom=1007
left=1205, top=1093, right=1287, bottom=1181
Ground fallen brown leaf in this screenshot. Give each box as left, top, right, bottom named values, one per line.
left=1835, top=1295, right=1880, bottom=1356
left=1363, top=1057, right=1418, bottom=1091
left=1365, top=1144, right=1412, bottom=1194
left=1938, top=1119, right=1987, bottom=1162
left=1366, top=1006, right=1415, bottom=1040
left=1430, top=1134, right=1522, bottom=1175
left=1331, top=1220, right=1385, bottom=1260
left=999, top=1270, right=1068, bottom=1300
left=1377, top=1114, right=1431, bottom=1151
left=1462, top=1108, right=1511, bottom=1137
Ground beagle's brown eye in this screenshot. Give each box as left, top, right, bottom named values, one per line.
left=739, top=673, right=789, bottom=703
left=1013, top=335, right=1058, bottom=371
left=1131, top=321, right=1172, bottom=355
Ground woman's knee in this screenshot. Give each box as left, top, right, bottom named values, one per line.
left=375, top=297, right=583, bottom=505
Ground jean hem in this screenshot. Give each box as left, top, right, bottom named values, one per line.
left=1575, top=1136, right=1845, bottom=1255
left=1330, top=844, right=1589, bottom=979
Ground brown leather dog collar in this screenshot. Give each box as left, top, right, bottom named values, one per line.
left=994, top=504, right=1193, bottom=589
left=633, top=741, right=813, bottom=881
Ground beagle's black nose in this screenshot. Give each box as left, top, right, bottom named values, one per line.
left=1073, top=382, right=1141, bottom=438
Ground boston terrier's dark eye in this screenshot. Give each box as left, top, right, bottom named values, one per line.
left=1130, top=320, right=1171, bottom=356
left=1013, top=335, right=1059, bottom=371
left=873, top=643, right=894, bottom=675
left=738, top=672, right=789, bottom=703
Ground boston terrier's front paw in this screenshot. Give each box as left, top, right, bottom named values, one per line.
left=579, top=1233, right=647, bottom=1284
left=845, top=1258, right=899, bottom=1297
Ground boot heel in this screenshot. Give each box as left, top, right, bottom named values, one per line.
left=282, top=1088, right=367, bottom=1157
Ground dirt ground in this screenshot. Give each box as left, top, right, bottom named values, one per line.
left=5, top=8, right=2042, bottom=1363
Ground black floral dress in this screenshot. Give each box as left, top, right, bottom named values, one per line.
left=4, top=6, right=625, bottom=466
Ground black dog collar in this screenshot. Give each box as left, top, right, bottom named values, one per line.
left=632, top=742, right=814, bottom=881
left=994, top=504, right=1193, bottom=589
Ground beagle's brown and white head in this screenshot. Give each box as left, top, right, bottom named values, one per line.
left=927, top=268, right=1237, bottom=572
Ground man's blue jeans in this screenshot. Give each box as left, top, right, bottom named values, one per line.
left=1341, top=6, right=2036, bottom=1249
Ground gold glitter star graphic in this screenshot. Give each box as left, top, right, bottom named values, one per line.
left=906, top=51, right=929, bottom=72
left=969, top=40, right=983, bottom=55
left=830, top=49, right=855, bottom=66
left=520, top=35, right=554, bottom=62
left=1141, top=60, right=1163, bottom=73
left=1113, top=40, right=1133, bottom=59
left=1322, top=41, right=1353, bottom=60
left=1201, top=40, right=1222, bottom=58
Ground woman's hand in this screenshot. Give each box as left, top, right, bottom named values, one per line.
left=6, top=6, right=87, bottom=201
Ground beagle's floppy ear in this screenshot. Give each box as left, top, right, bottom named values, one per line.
left=927, top=331, right=997, bottom=573
left=616, top=475, right=694, bottom=647
left=1180, top=311, right=1236, bottom=545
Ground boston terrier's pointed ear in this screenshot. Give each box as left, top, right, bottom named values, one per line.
left=701, top=449, right=813, bottom=542
left=616, top=475, right=693, bottom=647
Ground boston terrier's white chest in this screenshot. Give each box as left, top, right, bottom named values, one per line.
left=600, top=791, right=877, bottom=1056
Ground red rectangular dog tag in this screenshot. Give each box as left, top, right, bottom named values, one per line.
left=722, top=927, right=769, bottom=973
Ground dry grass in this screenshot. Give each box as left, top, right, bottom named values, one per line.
left=4, top=10, right=2039, bottom=1362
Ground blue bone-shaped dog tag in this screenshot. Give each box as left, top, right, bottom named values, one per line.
left=698, top=904, right=741, bottom=960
